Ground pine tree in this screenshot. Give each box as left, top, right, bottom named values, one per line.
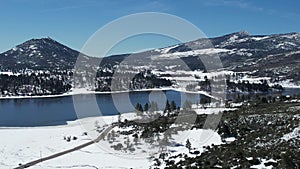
left=118, top=112, right=121, bottom=123
left=133, top=135, right=139, bottom=145
left=170, top=100, right=177, bottom=111
left=107, top=133, right=111, bottom=141
left=200, top=97, right=207, bottom=107
left=144, top=103, right=149, bottom=112
left=164, top=100, right=171, bottom=113
left=135, top=103, right=143, bottom=115
left=186, top=139, right=191, bottom=152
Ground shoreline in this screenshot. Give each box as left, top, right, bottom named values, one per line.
left=0, top=85, right=299, bottom=100
left=0, top=87, right=214, bottom=100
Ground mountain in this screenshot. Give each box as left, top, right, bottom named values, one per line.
left=211, top=31, right=300, bottom=70
left=0, top=37, right=79, bottom=71
left=120, top=31, right=300, bottom=83
left=0, top=31, right=299, bottom=89
left=1, top=31, right=299, bottom=71
left=148, top=31, right=300, bottom=68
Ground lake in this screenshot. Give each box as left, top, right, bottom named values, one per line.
left=0, top=90, right=201, bottom=127
left=0, top=88, right=299, bottom=127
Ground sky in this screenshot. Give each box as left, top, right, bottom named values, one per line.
left=0, top=0, right=299, bottom=56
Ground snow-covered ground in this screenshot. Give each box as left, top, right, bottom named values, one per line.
left=276, top=80, right=300, bottom=88
left=0, top=113, right=146, bottom=169
left=0, top=111, right=224, bottom=169
left=190, top=100, right=239, bottom=114
left=281, top=126, right=300, bottom=141
left=152, top=48, right=231, bottom=60
left=0, top=86, right=216, bottom=100
left=156, top=129, right=222, bottom=168
left=0, top=87, right=173, bottom=99
left=0, top=71, right=21, bottom=76
left=250, top=158, right=277, bottom=169
left=0, top=122, right=89, bottom=168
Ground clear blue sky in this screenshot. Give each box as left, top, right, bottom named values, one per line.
left=1, top=0, right=299, bottom=55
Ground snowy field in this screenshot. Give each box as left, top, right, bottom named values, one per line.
left=0, top=112, right=223, bottom=169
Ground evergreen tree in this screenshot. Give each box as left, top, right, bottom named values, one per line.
left=133, top=134, right=139, bottom=145
left=186, top=139, right=191, bottom=152
left=135, top=103, right=143, bottom=114
left=107, top=133, right=111, bottom=141
left=170, top=100, right=177, bottom=111
left=159, top=132, right=169, bottom=151
left=117, top=112, right=121, bottom=123
left=144, top=103, right=149, bottom=112
left=164, top=100, right=171, bottom=113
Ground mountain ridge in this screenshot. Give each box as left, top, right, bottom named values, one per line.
left=0, top=31, right=299, bottom=84
left=0, top=31, right=299, bottom=97
left=2, top=31, right=299, bottom=56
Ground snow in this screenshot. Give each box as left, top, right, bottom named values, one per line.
left=252, top=36, right=269, bottom=41
left=0, top=113, right=141, bottom=169
left=153, top=69, right=233, bottom=80
left=193, top=107, right=236, bottom=115
left=230, top=102, right=243, bottom=107
left=246, top=157, right=253, bottom=161
left=0, top=71, right=21, bottom=76
left=224, top=137, right=236, bottom=143
left=275, top=42, right=297, bottom=49
left=281, top=126, right=300, bottom=141
left=165, top=65, right=178, bottom=69
left=0, top=123, right=89, bottom=168
left=30, top=145, right=150, bottom=169
left=152, top=48, right=231, bottom=60
left=220, top=34, right=251, bottom=46
left=0, top=86, right=218, bottom=101
left=233, top=76, right=271, bottom=84
left=0, top=113, right=223, bottom=169
left=228, top=35, right=239, bottom=43
left=29, top=45, right=38, bottom=50
left=236, top=50, right=253, bottom=57
left=188, top=129, right=222, bottom=147
left=237, top=38, right=249, bottom=43
left=154, top=45, right=180, bottom=54
left=164, top=76, right=198, bottom=81
left=276, top=80, right=300, bottom=88
left=281, top=33, right=300, bottom=39
left=250, top=158, right=277, bottom=169
left=0, top=87, right=172, bottom=99
left=288, top=99, right=300, bottom=103
left=170, top=128, right=222, bottom=154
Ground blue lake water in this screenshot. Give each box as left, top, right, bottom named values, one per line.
left=282, top=88, right=300, bottom=96
left=0, top=88, right=299, bottom=127
left=0, top=90, right=201, bottom=127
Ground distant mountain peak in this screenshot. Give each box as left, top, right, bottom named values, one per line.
left=21, top=37, right=61, bottom=46
left=0, top=37, right=80, bottom=70
left=237, top=30, right=250, bottom=35
left=226, top=31, right=250, bottom=38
